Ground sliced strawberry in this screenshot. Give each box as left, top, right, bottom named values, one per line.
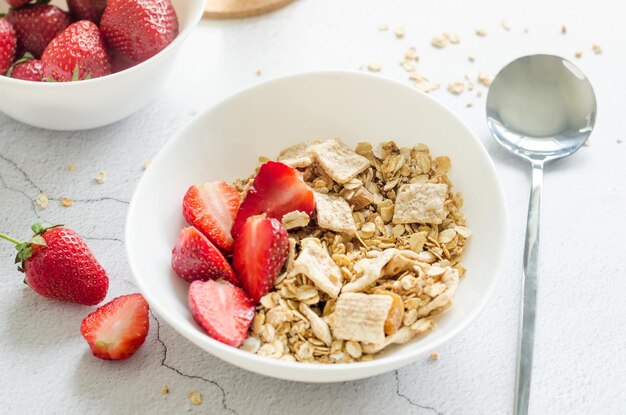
left=232, top=161, right=315, bottom=239
left=188, top=279, right=255, bottom=347
left=183, top=182, right=240, bottom=253
left=80, top=293, right=150, bottom=360
left=171, top=226, right=238, bottom=286
left=232, top=215, right=289, bottom=303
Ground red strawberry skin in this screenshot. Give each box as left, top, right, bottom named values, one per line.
left=9, top=57, right=43, bottom=81
left=232, top=161, right=315, bottom=239
left=188, top=279, right=254, bottom=347
left=0, top=19, right=17, bottom=75
left=6, top=5, right=71, bottom=58
left=24, top=227, right=109, bottom=305
left=171, top=226, right=238, bottom=285
left=6, top=0, right=32, bottom=7
left=80, top=293, right=150, bottom=360
left=67, top=0, right=108, bottom=25
left=41, top=20, right=111, bottom=82
left=232, top=215, right=289, bottom=303
left=100, top=0, right=178, bottom=71
left=183, top=182, right=240, bottom=253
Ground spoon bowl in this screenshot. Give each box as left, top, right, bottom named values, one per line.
left=487, top=54, right=596, bottom=162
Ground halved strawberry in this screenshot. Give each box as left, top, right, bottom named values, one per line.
left=231, top=161, right=315, bottom=239
left=232, top=215, right=289, bottom=303
left=183, top=182, right=240, bottom=253
left=171, top=226, right=238, bottom=285
left=188, top=279, right=255, bottom=347
left=80, top=293, right=150, bottom=360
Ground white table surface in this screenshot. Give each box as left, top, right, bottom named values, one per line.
left=1, top=0, right=624, bottom=413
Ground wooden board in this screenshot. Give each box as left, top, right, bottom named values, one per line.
left=204, top=0, right=294, bottom=19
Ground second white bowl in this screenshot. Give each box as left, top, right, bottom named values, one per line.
left=0, top=0, right=204, bottom=131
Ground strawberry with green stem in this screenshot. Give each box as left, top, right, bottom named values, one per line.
left=0, top=223, right=109, bottom=305
left=6, top=51, right=43, bottom=81
left=0, top=18, right=17, bottom=75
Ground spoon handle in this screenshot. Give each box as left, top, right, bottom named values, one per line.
left=515, top=161, right=544, bottom=415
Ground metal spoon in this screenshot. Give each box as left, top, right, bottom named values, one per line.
left=486, top=54, right=596, bottom=415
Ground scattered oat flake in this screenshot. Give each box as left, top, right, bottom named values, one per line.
left=35, top=194, right=49, bottom=210
left=188, top=392, right=202, bottom=405
left=466, top=102, right=473, bottom=108
left=378, top=23, right=388, bottom=31
left=444, top=33, right=460, bottom=44
left=400, top=61, right=415, bottom=72
left=617, top=138, right=623, bottom=144
left=367, top=62, right=382, bottom=72
left=404, top=47, right=417, bottom=60
left=61, top=197, right=73, bottom=207
left=501, top=20, right=510, bottom=31
left=160, top=385, right=169, bottom=395
left=575, top=51, right=582, bottom=59
left=476, top=90, right=483, bottom=98
left=592, top=43, right=602, bottom=54
left=67, top=163, right=75, bottom=171
left=447, top=82, right=465, bottom=95
left=394, top=26, right=405, bottom=38
left=561, top=25, right=567, bottom=34
left=94, top=171, right=107, bottom=184
left=430, top=352, right=440, bottom=360
left=256, top=69, right=263, bottom=76
left=478, top=72, right=493, bottom=87
left=143, top=160, right=151, bottom=170
left=475, top=27, right=487, bottom=37
left=468, top=53, right=475, bottom=62
left=431, top=35, right=447, bottom=49
left=524, top=27, right=529, bottom=33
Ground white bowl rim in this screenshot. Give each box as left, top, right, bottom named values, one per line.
left=125, top=70, right=509, bottom=379
left=0, top=0, right=205, bottom=87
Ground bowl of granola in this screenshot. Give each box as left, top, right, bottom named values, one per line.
left=126, top=71, right=508, bottom=382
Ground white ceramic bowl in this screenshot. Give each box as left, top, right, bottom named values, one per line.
left=0, top=0, right=204, bottom=131
left=126, top=71, right=508, bottom=382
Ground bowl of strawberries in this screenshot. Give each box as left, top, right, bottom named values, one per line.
left=0, top=0, right=204, bottom=130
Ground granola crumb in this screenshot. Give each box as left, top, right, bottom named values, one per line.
left=561, top=25, right=567, bottom=34
left=468, top=53, right=475, bottom=62
left=256, top=69, right=263, bottom=76
left=478, top=72, right=493, bottom=87
left=378, top=23, right=388, bottom=31
left=394, top=26, right=405, bottom=38
left=67, top=163, right=75, bottom=172
left=445, top=32, right=460, bottom=44
left=592, top=43, right=602, bottom=54
left=447, top=82, right=465, bottom=95
left=367, top=62, right=382, bottom=72
left=501, top=20, right=510, bottom=31
left=188, top=392, right=202, bottom=405
left=94, top=171, right=107, bottom=184
left=476, top=90, right=483, bottom=98
left=524, top=27, right=529, bottom=33
left=35, top=194, right=49, bottom=210
left=466, top=101, right=473, bottom=108
left=575, top=51, right=582, bottom=59
left=430, top=352, right=440, bottom=360
left=160, top=385, right=169, bottom=395
left=475, top=27, right=487, bottom=37
left=61, top=197, right=73, bottom=207
left=143, top=160, right=152, bottom=171
left=431, top=35, right=447, bottom=49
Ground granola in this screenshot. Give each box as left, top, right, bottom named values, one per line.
left=236, top=139, right=471, bottom=363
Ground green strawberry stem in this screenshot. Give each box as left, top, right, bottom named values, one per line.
left=0, top=233, right=22, bottom=246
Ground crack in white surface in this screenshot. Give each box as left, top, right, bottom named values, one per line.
left=395, top=370, right=444, bottom=415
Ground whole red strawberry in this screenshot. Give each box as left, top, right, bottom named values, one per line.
left=67, top=0, right=107, bottom=25
left=81, top=293, right=150, bottom=360
left=0, top=223, right=109, bottom=305
left=100, top=0, right=178, bottom=72
left=6, top=4, right=71, bottom=58
left=6, top=52, right=42, bottom=81
left=42, top=20, right=111, bottom=81
left=6, top=0, right=33, bottom=7
left=0, top=19, right=17, bottom=75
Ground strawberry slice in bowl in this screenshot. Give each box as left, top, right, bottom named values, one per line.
left=188, top=279, right=255, bottom=347
left=232, top=161, right=315, bottom=239
left=171, top=226, right=238, bottom=286
left=232, top=215, right=289, bottom=304
left=183, top=181, right=240, bottom=253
